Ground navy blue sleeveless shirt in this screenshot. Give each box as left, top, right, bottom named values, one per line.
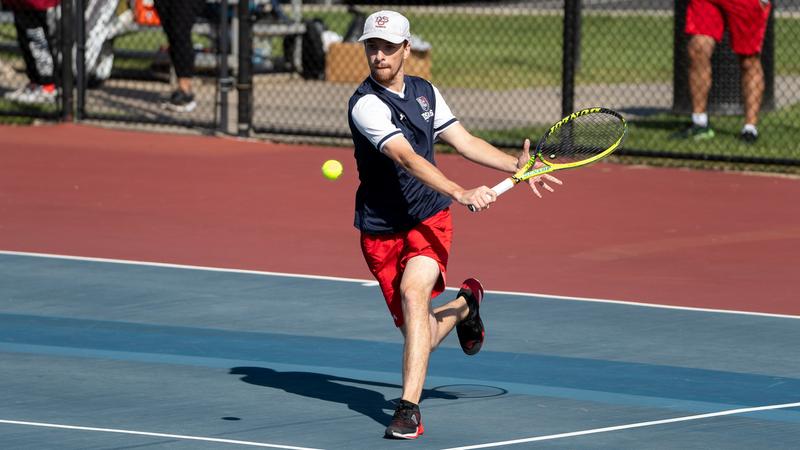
left=348, top=76, right=455, bottom=234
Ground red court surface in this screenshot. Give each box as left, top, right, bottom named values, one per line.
left=1, top=123, right=798, bottom=315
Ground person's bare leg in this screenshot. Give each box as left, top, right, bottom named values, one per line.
left=687, top=35, right=716, bottom=115
left=740, top=54, right=764, bottom=127
left=397, top=256, right=441, bottom=404
left=428, top=295, right=470, bottom=350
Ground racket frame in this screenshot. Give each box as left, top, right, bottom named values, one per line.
left=491, top=107, right=627, bottom=195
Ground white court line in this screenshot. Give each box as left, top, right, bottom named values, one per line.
left=0, top=419, right=321, bottom=449
left=1, top=250, right=798, bottom=320
left=441, top=402, right=800, bottom=450
left=480, top=288, right=800, bottom=320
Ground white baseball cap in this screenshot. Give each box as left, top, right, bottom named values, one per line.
left=358, top=10, right=411, bottom=44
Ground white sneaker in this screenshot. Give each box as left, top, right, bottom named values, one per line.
left=4, top=84, right=57, bottom=105
left=3, top=85, right=29, bottom=102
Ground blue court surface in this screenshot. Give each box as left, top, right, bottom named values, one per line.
left=1, top=251, right=798, bottom=449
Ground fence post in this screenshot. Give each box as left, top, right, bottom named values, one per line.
left=74, top=0, right=85, bottom=120
left=217, top=0, right=232, bottom=133
left=562, top=0, right=581, bottom=117
left=60, top=0, right=75, bottom=121
left=237, top=0, right=253, bottom=137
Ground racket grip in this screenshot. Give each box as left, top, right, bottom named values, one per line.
left=491, top=178, right=516, bottom=196
left=467, top=178, right=517, bottom=212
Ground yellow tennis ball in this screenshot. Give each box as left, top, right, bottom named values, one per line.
left=322, top=159, right=343, bottom=180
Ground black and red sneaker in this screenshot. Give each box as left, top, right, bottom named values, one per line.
left=384, top=399, right=424, bottom=439
left=456, top=278, right=485, bottom=355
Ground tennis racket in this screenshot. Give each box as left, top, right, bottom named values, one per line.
left=468, top=107, right=627, bottom=211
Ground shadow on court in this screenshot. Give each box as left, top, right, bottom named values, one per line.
left=229, top=367, right=459, bottom=426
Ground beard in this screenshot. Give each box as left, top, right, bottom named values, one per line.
left=370, top=62, right=402, bottom=84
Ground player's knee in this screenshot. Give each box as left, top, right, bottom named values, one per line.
left=688, top=36, right=713, bottom=61
left=739, top=54, right=762, bottom=71
left=687, top=46, right=706, bottom=63
left=400, top=287, right=429, bottom=313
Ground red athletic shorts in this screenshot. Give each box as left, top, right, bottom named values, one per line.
left=360, top=208, right=452, bottom=328
left=685, top=0, right=771, bottom=55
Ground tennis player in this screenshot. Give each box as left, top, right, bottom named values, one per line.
left=348, top=10, right=561, bottom=439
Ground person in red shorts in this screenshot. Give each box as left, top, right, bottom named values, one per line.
left=678, top=0, right=772, bottom=143
left=347, top=10, right=561, bottom=440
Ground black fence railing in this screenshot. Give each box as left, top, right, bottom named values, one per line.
left=1, top=1, right=798, bottom=170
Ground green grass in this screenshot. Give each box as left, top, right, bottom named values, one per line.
left=114, top=28, right=168, bottom=50
left=415, top=14, right=673, bottom=89
left=0, top=114, right=36, bottom=125
left=775, top=18, right=800, bottom=75
left=410, top=13, right=562, bottom=89
left=627, top=105, right=800, bottom=157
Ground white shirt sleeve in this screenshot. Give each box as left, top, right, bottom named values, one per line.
left=351, top=94, right=403, bottom=152
left=432, top=84, right=458, bottom=139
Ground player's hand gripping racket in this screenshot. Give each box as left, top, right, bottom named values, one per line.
left=468, top=107, right=627, bottom=211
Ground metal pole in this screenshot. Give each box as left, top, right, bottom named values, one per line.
left=237, top=0, right=253, bottom=137
left=217, top=0, right=232, bottom=134
left=60, top=0, right=75, bottom=121
left=561, top=0, right=580, bottom=117
left=75, top=0, right=85, bottom=120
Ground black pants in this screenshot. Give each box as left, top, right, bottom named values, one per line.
left=13, top=7, right=58, bottom=86
left=153, top=0, right=205, bottom=79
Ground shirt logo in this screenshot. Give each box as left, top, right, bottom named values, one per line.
left=416, top=96, right=434, bottom=121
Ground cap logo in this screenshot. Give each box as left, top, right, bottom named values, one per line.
left=359, top=11, right=410, bottom=44
left=375, top=16, right=390, bottom=28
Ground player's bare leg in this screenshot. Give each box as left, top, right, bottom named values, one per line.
left=675, top=34, right=717, bottom=140
left=687, top=35, right=715, bottom=115
left=740, top=54, right=764, bottom=127
left=384, top=256, right=439, bottom=439
left=397, top=255, right=441, bottom=404
left=429, top=295, right=470, bottom=350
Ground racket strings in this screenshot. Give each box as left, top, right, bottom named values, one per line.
left=540, top=113, right=625, bottom=164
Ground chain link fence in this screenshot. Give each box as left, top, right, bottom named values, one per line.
left=1, top=1, right=798, bottom=170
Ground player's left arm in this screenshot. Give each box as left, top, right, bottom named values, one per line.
left=381, top=136, right=497, bottom=210
left=438, top=123, right=518, bottom=172
left=438, top=124, right=562, bottom=198
left=431, top=84, right=518, bottom=173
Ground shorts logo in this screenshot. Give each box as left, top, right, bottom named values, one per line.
left=416, top=96, right=434, bottom=121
